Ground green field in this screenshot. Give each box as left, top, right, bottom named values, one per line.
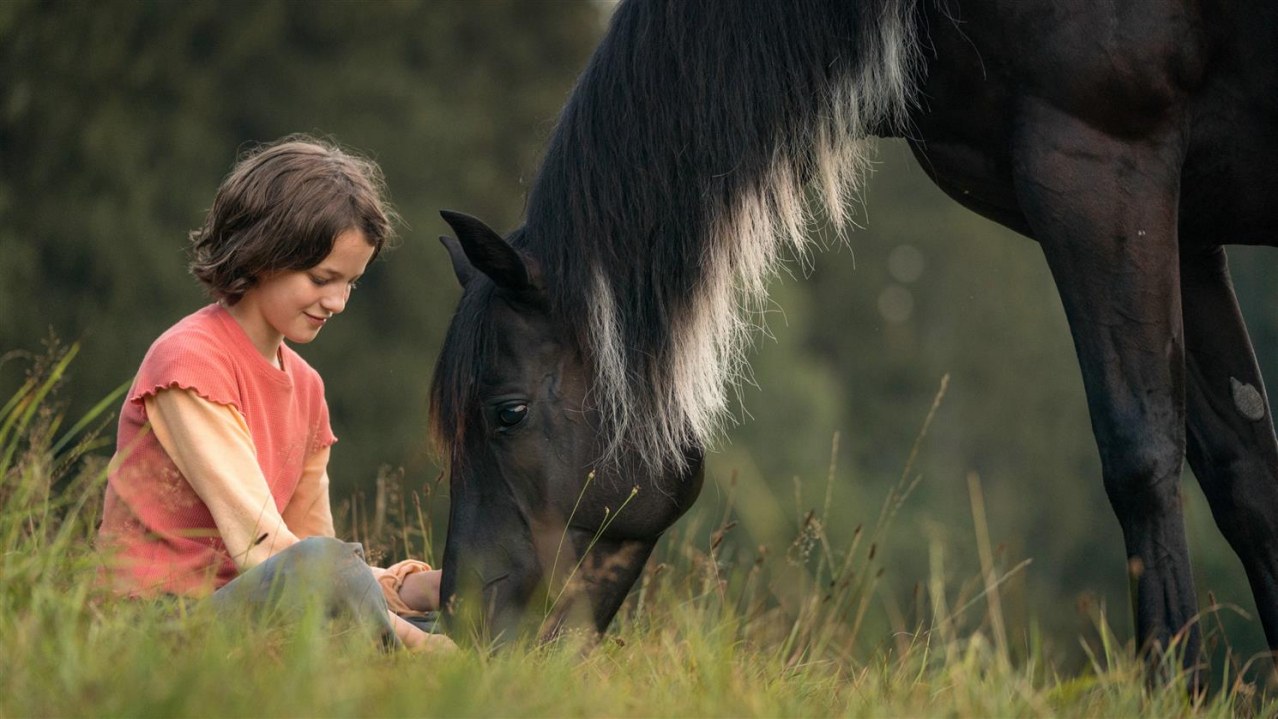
left=2, top=347, right=1271, bottom=718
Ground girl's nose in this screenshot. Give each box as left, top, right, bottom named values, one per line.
left=321, top=286, right=349, bottom=314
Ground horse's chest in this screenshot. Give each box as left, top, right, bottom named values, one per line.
left=901, top=6, right=1026, bottom=235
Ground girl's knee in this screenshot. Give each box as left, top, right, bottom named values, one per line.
left=289, top=535, right=361, bottom=561
left=284, top=538, right=385, bottom=607
left=280, top=537, right=367, bottom=579
left=227, top=537, right=373, bottom=607
left=216, top=536, right=393, bottom=643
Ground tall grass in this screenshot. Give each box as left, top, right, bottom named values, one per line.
left=0, top=347, right=1270, bottom=717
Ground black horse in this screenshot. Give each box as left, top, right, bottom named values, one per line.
left=430, top=0, right=1278, bottom=671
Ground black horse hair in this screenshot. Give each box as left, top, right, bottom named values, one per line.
left=432, top=0, right=919, bottom=472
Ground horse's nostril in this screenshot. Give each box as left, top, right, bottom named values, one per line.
left=480, top=571, right=511, bottom=591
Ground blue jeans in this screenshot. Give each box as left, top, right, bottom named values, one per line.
left=206, top=536, right=399, bottom=649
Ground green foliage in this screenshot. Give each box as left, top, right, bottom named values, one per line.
left=0, top=0, right=601, bottom=497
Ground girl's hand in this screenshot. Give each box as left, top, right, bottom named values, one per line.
left=389, top=611, right=456, bottom=653
left=399, top=568, right=442, bottom=612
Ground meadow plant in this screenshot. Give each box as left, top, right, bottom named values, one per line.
left=0, top=349, right=1269, bottom=717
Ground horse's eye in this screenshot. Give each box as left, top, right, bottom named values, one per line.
left=497, top=403, right=528, bottom=428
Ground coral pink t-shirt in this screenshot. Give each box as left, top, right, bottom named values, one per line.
left=98, top=303, right=336, bottom=596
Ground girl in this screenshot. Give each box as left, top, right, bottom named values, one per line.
left=97, top=135, right=449, bottom=651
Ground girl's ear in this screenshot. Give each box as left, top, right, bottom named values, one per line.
left=439, top=210, right=531, bottom=291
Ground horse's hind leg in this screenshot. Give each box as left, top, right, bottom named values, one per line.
left=1181, top=245, right=1278, bottom=651
left=1011, top=99, right=1201, bottom=674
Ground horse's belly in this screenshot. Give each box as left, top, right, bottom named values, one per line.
left=1181, top=45, right=1278, bottom=247
left=1181, top=115, right=1278, bottom=248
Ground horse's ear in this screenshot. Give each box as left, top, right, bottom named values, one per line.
left=439, top=235, right=475, bottom=288
left=439, top=210, right=531, bottom=291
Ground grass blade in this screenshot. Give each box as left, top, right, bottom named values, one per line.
left=51, top=378, right=129, bottom=456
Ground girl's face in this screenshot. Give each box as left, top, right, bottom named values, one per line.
left=230, top=228, right=376, bottom=363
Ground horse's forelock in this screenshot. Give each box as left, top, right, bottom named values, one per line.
left=429, top=283, right=496, bottom=466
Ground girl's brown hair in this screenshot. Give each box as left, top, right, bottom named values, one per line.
left=189, top=134, right=397, bottom=304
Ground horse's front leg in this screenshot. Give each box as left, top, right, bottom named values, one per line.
left=1181, top=245, right=1278, bottom=651
left=1011, top=99, right=1199, bottom=673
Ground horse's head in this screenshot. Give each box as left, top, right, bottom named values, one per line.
left=430, top=211, right=704, bottom=643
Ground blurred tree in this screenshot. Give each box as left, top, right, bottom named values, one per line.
left=0, top=0, right=602, bottom=499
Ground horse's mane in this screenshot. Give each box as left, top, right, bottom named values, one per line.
left=436, top=0, right=919, bottom=473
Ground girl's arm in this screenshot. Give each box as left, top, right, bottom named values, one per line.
left=283, top=445, right=447, bottom=613
left=149, top=389, right=451, bottom=649
left=153, top=389, right=444, bottom=610
left=280, top=448, right=335, bottom=539
left=147, top=388, right=301, bottom=570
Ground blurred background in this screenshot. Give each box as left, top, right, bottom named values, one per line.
left=4, top=0, right=1276, bottom=669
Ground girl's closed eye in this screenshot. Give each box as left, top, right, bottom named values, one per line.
left=309, top=274, right=358, bottom=290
